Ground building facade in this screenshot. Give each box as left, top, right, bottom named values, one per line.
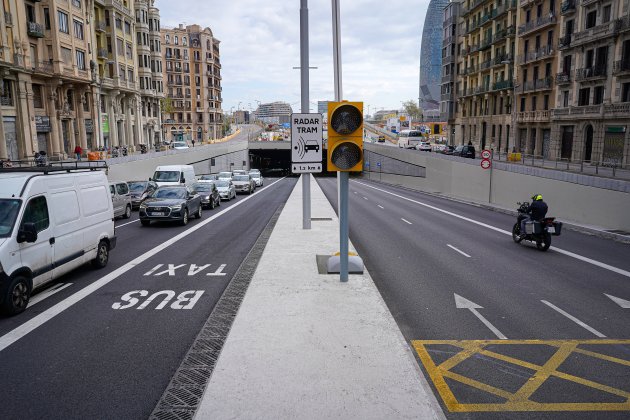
left=454, top=0, right=518, bottom=151
left=161, top=24, right=223, bottom=143
left=253, top=101, right=293, bottom=124
left=551, top=0, right=629, bottom=167
left=441, top=1, right=461, bottom=144
left=420, top=0, right=450, bottom=111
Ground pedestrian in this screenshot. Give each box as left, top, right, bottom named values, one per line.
left=192, top=139, right=195, bottom=147
left=74, top=145, right=82, bottom=161
left=468, top=140, right=473, bottom=146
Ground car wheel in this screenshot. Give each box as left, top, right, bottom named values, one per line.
left=141, top=219, right=151, bottom=226
left=123, top=204, right=131, bottom=219
left=210, top=199, right=215, bottom=209
left=92, top=240, right=109, bottom=268
left=196, top=205, right=203, bottom=219
left=1, top=275, right=31, bottom=316
left=180, top=209, right=189, bottom=226
left=216, top=197, right=220, bottom=206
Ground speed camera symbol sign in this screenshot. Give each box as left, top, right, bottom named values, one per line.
left=291, top=113, right=322, bottom=164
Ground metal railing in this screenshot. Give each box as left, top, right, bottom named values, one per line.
left=575, top=65, right=607, bottom=81
left=612, top=60, right=630, bottom=75
left=555, top=71, right=572, bottom=84
left=493, top=152, right=629, bottom=178
left=518, top=15, right=557, bottom=36
left=521, top=77, right=553, bottom=92
left=561, top=0, right=576, bottom=14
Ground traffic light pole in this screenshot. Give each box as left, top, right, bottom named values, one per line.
left=300, top=0, right=311, bottom=230
left=331, top=0, right=349, bottom=282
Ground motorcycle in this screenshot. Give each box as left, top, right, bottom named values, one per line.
left=512, top=202, right=562, bottom=251
left=121, top=146, right=128, bottom=157
left=111, top=147, right=119, bottom=158
left=139, top=144, right=147, bottom=154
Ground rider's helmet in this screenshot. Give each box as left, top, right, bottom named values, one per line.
left=531, top=194, right=543, bottom=201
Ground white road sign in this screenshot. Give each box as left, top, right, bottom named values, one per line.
left=291, top=113, right=322, bottom=169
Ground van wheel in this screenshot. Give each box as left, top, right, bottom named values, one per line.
left=1, top=275, right=31, bottom=316
left=123, top=205, right=131, bottom=219
left=92, top=240, right=109, bottom=268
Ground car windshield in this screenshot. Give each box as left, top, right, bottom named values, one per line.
left=152, top=188, right=187, bottom=199
left=173, top=142, right=187, bottom=148
left=128, top=182, right=147, bottom=192
left=218, top=172, right=232, bottom=178
left=234, top=175, right=249, bottom=181
left=153, top=171, right=180, bottom=182
left=193, top=183, right=212, bottom=192
left=0, top=199, right=21, bottom=238
left=216, top=180, right=230, bottom=187
left=251, top=174, right=260, bottom=179
left=200, top=175, right=216, bottom=180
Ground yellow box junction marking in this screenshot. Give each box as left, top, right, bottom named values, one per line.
left=412, top=339, right=630, bottom=412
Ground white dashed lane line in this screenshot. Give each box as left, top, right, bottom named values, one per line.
left=447, top=244, right=471, bottom=258
left=377, top=205, right=384, bottom=209
left=401, top=218, right=412, bottom=225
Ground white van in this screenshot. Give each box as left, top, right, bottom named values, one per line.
left=152, top=165, right=196, bottom=188
left=397, top=130, right=424, bottom=149
left=0, top=167, right=116, bottom=315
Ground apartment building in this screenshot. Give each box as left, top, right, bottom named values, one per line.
left=454, top=0, right=518, bottom=151
left=551, top=0, right=629, bottom=167
left=514, top=0, right=560, bottom=158
left=441, top=1, right=461, bottom=144
left=161, top=24, right=223, bottom=143
left=253, top=101, right=293, bottom=124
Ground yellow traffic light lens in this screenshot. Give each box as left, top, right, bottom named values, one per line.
left=330, top=105, right=363, bottom=135
left=331, top=142, right=362, bottom=170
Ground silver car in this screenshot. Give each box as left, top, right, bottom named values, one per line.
left=215, top=179, right=236, bottom=200
left=249, top=171, right=264, bottom=187
left=232, top=174, right=255, bottom=194
left=109, top=182, right=132, bottom=219
left=217, top=171, right=232, bottom=181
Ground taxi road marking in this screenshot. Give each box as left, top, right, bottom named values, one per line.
left=412, top=339, right=630, bottom=412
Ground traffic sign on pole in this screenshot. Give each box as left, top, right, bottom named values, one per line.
left=481, top=159, right=491, bottom=170
left=291, top=113, right=322, bottom=173
left=481, top=149, right=492, bottom=159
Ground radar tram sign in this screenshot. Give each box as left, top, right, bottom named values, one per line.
left=291, top=113, right=323, bottom=173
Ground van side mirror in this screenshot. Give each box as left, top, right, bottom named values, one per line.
left=180, top=177, right=185, bottom=184
left=149, top=177, right=152, bottom=181
left=17, top=223, right=38, bottom=243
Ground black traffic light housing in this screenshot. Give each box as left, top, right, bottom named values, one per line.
left=327, top=101, right=363, bottom=171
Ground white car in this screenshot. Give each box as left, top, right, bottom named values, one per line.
left=217, top=171, right=233, bottom=181
left=215, top=179, right=236, bottom=200
left=416, top=142, right=432, bottom=152
left=250, top=172, right=263, bottom=187
left=172, top=141, right=189, bottom=150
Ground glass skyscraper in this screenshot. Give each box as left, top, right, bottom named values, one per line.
left=419, top=0, right=449, bottom=111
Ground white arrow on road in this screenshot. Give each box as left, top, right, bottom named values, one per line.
left=604, top=293, right=630, bottom=308
left=454, top=293, right=507, bottom=340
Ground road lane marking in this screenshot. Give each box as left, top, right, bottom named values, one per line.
left=116, top=219, right=139, bottom=228
left=604, top=293, right=630, bottom=308
left=0, top=177, right=288, bottom=353
left=541, top=300, right=607, bottom=337
left=454, top=294, right=507, bottom=339
left=377, top=205, right=384, bottom=209
left=363, top=196, right=368, bottom=200
left=29, top=283, right=73, bottom=307
left=354, top=180, right=630, bottom=280
left=412, top=339, right=630, bottom=412
left=447, top=244, right=471, bottom=258
left=401, top=218, right=412, bottom=225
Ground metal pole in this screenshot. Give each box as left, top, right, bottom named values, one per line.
left=332, top=0, right=348, bottom=281
left=300, top=0, right=311, bottom=230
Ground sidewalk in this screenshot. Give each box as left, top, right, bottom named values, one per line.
left=194, top=176, right=445, bottom=419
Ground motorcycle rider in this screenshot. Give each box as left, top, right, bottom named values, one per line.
left=520, top=194, right=548, bottom=239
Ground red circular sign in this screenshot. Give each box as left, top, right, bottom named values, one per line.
left=481, top=149, right=492, bottom=159
left=481, top=159, right=491, bottom=169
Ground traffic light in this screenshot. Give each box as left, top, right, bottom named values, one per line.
left=327, top=101, right=363, bottom=171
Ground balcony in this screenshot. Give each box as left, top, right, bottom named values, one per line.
left=480, top=37, right=493, bottom=51
left=496, top=0, right=516, bottom=18
left=492, top=53, right=513, bottom=67
left=551, top=104, right=603, bottom=119
left=521, top=77, right=553, bottom=92
left=480, top=59, right=492, bottom=70
left=95, top=20, right=106, bottom=32
left=617, top=15, right=630, bottom=33
left=575, top=65, right=607, bottom=81
left=613, top=60, right=630, bottom=76
left=516, top=110, right=551, bottom=123
left=493, top=79, right=514, bottom=90
left=196, top=108, right=204, bottom=113
left=443, top=54, right=455, bottom=65
left=33, top=61, right=54, bottom=74
left=465, top=63, right=478, bottom=75
left=27, top=21, right=44, bottom=38
left=581, top=0, right=598, bottom=5
left=558, top=34, right=572, bottom=49
left=560, top=0, right=576, bottom=15
left=97, top=48, right=108, bottom=59
left=518, top=15, right=557, bottom=36
left=491, top=28, right=507, bottom=45
left=518, top=44, right=555, bottom=64
left=479, top=9, right=497, bottom=27
left=441, top=73, right=454, bottom=84
left=461, top=0, right=485, bottom=17
left=441, top=92, right=453, bottom=101
left=572, top=20, right=618, bottom=48
left=442, top=35, right=453, bottom=48
left=555, top=71, right=572, bottom=84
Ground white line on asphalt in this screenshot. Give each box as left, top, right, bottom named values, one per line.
left=447, top=244, right=471, bottom=258
left=116, top=219, right=139, bottom=228
left=28, top=283, right=73, bottom=307
left=401, top=218, right=412, bottom=225
left=377, top=205, right=384, bottom=209
left=454, top=294, right=507, bottom=340
left=0, top=177, right=288, bottom=353
left=541, top=300, right=607, bottom=338
left=363, top=196, right=369, bottom=200
left=354, top=180, right=630, bottom=280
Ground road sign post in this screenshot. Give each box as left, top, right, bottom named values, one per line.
left=291, top=113, right=323, bottom=174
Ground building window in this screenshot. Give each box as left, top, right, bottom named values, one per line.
left=602, top=5, right=611, bottom=23
left=585, top=10, right=597, bottom=29
left=115, top=18, right=122, bottom=30
left=61, top=47, right=72, bottom=63
left=578, top=87, right=590, bottom=106
left=124, top=20, right=131, bottom=34
left=165, top=34, right=170, bottom=44
left=119, top=65, right=126, bottom=80
left=126, top=42, right=132, bottom=58
left=76, top=49, right=85, bottom=70
left=71, top=0, right=81, bottom=8
left=44, top=8, right=50, bottom=30
left=128, top=69, right=134, bottom=83
left=563, top=91, right=569, bottom=107
left=58, top=11, right=69, bottom=33
left=622, top=83, right=630, bottom=102
left=532, top=96, right=537, bottom=111
left=520, top=97, right=526, bottom=112
left=593, top=86, right=604, bottom=104
left=73, top=20, right=84, bottom=40
left=543, top=94, right=549, bottom=110
left=32, top=84, right=44, bottom=108
left=116, top=38, right=124, bottom=56
left=105, top=10, right=110, bottom=26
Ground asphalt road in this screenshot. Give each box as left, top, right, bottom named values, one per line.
left=0, top=176, right=296, bottom=420
left=317, top=176, right=630, bottom=419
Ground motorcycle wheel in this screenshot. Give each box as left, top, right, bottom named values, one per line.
left=512, top=223, right=522, bottom=243
left=536, top=232, right=551, bottom=251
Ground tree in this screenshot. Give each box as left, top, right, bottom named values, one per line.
left=401, top=100, right=423, bottom=121
left=160, top=98, right=173, bottom=114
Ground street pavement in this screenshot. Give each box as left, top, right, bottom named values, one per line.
left=318, top=176, right=630, bottom=419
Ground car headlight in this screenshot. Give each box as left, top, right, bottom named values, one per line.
left=140, top=203, right=147, bottom=210
left=170, top=204, right=182, bottom=210
left=204, top=195, right=210, bottom=200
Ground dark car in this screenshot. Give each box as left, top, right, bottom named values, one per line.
left=453, top=145, right=476, bottom=159
left=139, top=186, right=202, bottom=226
left=127, top=180, right=158, bottom=209
left=193, top=181, right=221, bottom=209
left=441, top=145, right=455, bottom=155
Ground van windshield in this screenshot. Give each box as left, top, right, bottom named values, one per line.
left=153, top=171, right=180, bottom=182
left=0, top=199, right=21, bottom=238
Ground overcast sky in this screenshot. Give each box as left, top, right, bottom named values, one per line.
left=159, top=0, right=430, bottom=115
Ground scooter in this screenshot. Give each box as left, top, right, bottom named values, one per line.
left=512, top=202, right=562, bottom=251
